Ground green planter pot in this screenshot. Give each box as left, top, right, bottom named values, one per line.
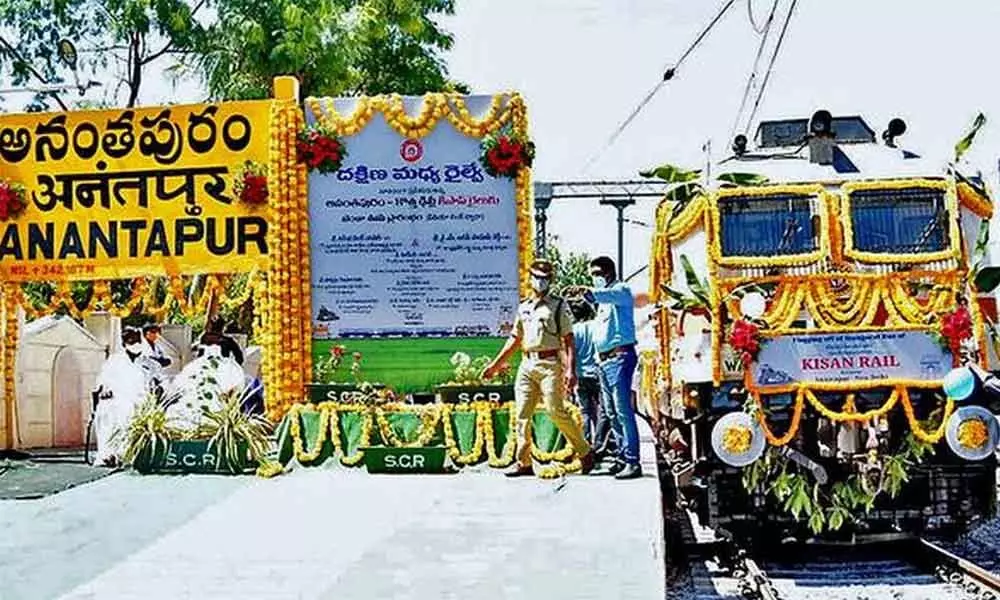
left=307, top=383, right=386, bottom=404
left=133, top=439, right=255, bottom=475
left=434, top=384, right=515, bottom=404
left=363, top=447, right=448, bottom=474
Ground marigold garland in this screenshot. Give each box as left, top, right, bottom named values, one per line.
left=840, top=179, right=961, bottom=265
left=485, top=404, right=517, bottom=467
left=707, top=185, right=832, bottom=268
left=752, top=383, right=953, bottom=447
left=280, top=402, right=578, bottom=473
left=1, top=285, right=19, bottom=447
left=375, top=404, right=441, bottom=448
left=956, top=180, right=994, bottom=218
left=304, top=91, right=534, bottom=303
left=441, top=403, right=487, bottom=464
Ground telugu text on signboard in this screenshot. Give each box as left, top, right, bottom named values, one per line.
left=0, top=102, right=272, bottom=281
left=307, top=96, right=520, bottom=340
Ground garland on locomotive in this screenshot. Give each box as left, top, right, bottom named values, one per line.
left=645, top=110, right=999, bottom=540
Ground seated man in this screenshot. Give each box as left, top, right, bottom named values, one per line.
left=201, top=316, right=244, bottom=365
left=165, top=343, right=248, bottom=432
left=92, top=327, right=153, bottom=467
left=138, top=322, right=172, bottom=397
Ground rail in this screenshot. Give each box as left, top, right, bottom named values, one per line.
left=911, top=538, right=1000, bottom=600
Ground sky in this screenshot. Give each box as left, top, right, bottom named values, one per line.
left=8, top=0, right=1000, bottom=290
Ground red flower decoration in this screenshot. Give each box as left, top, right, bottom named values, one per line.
left=331, top=345, right=345, bottom=358
left=297, top=125, right=347, bottom=174
left=940, top=305, right=973, bottom=356
left=729, top=319, right=761, bottom=367
left=0, top=179, right=27, bottom=221
left=233, top=161, right=269, bottom=206
left=480, top=129, right=535, bottom=179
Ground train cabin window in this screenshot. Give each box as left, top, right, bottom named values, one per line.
left=718, top=193, right=819, bottom=258
left=848, top=186, right=949, bottom=254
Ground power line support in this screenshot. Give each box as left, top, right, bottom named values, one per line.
left=600, top=197, right=637, bottom=276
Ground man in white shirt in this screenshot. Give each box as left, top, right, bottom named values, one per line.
left=92, top=328, right=152, bottom=467
left=140, top=322, right=172, bottom=392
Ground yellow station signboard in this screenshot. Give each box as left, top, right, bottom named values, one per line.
left=0, top=101, right=272, bottom=282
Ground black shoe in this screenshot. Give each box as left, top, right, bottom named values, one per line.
left=579, top=451, right=595, bottom=475
left=615, top=464, right=643, bottom=480
left=504, top=464, right=534, bottom=478
left=591, top=460, right=624, bottom=476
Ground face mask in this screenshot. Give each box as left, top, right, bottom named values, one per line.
left=592, top=276, right=608, bottom=289
left=125, top=343, right=143, bottom=354
left=531, top=277, right=550, bottom=293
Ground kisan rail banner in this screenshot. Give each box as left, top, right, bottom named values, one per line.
left=0, top=101, right=272, bottom=282
left=752, top=330, right=952, bottom=388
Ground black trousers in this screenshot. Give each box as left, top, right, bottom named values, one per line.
left=575, top=376, right=613, bottom=456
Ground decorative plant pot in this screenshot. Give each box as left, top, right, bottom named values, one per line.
left=363, top=447, right=448, bottom=474
left=307, top=383, right=386, bottom=404
left=434, top=384, right=515, bottom=404
left=133, top=439, right=254, bottom=475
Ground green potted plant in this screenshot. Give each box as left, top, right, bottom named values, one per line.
left=120, top=393, right=176, bottom=474
left=124, top=369, right=274, bottom=475
left=434, top=352, right=515, bottom=404
left=309, top=346, right=386, bottom=403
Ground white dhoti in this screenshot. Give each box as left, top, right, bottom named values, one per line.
left=93, top=354, right=148, bottom=464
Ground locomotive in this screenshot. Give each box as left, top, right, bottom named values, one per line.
left=648, top=111, right=999, bottom=541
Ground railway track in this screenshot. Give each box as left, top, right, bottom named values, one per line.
left=672, top=510, right=1000, bottom=599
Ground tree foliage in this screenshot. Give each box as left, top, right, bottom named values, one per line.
left=0, top=0, right=465, bottom=110
left=189, top=0, right=466, bottom=100
left=543, top=235, right=592, bottom=295
left=0, top=0, right=209, bottom=109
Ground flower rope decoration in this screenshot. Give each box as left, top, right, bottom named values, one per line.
left=374, top=404, right=441, bottom=448
left=485, top=404, right=517, bottom=467
left=233, top=160, right=269, bottom=206
left=278, top=401, right=577, bottom=474
left=751, top=384, right=953, bottom=447
left=479, top=126, right=535, bottom=179
left=296, top=124, right=347, bottom=174
left=441, top=403, right=488, bottom=465
left=0, top=179, right=27, bottom=221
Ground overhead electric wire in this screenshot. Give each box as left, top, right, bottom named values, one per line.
left=580, top=0, right=738, bottom=175
left=746, top=0, right=770, bottom=34
left=743, top=0, right=798, bottom=137
left=728, top=0, right=780, bottom=143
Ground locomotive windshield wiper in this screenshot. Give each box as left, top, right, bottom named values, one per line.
left=912, top=204, right=946, bottom=253
left=778, top=216, right=800, bottom=252
left=778, top=446, right=828, bottom=484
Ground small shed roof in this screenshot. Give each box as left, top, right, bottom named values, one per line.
left=23, top=315, right=103, bottom=348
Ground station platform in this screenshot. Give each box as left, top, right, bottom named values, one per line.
left=2, top=426, right=665, bottom=600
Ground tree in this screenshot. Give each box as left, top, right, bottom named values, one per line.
left=0, top=0, right=208, bottom=109
left=189, top=0, right=466, bottom=101
left=0, top=0, right=463, bottom=110
left=544, top=236, right=592, bottom=295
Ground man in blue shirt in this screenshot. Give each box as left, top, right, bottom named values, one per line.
left=569, top=299, right=611, bottom=455
left=581, top=256, right=641, bottom=479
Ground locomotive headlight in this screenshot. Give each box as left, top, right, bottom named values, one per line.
left=943, top=367, right=975, bottom=402
left=710, top=412, right=766, bottom=467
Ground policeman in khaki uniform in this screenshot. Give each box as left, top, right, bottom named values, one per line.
left=483, top=259, right=595, bottom=477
